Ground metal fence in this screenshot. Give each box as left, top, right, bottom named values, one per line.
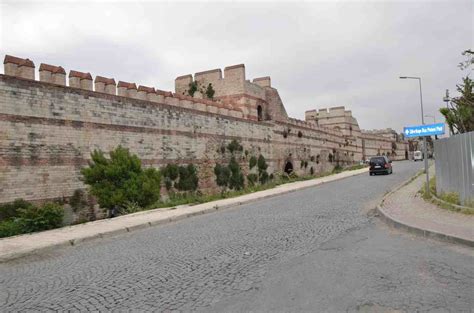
left=434, top=131, right=473, bottom=205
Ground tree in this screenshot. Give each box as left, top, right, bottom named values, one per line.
left=249, top=156, right=257, bottom=169
left=458, top=49, right=474, bottom=70
left=228, top=156, right=245, bottom=190
left=175, top=164, right=199, bottom=191
left=440, top=76, right=474, bottom=134
left=257, top=154, right=269, bottom=184
left=81, top=146, right=161, bottom=212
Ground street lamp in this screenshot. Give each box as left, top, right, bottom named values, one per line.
left=443, top=89, right=450, bottom=109
left=400, top=76, right=430, bottom=195
left=443, top=89, right=451, bottom=137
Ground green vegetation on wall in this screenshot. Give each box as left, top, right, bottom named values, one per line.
left=162, top=164, right=199, bottom=192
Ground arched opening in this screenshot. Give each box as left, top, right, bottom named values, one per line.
left=257, top=105, right=263, bottom=121
left=405, top=150, right=408, bottom=160
left=284, top=161, right=294, bottom=174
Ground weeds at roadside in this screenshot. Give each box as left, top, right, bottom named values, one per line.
left=420, top=176, right=474, bottom=215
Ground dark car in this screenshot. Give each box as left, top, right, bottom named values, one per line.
left=369, top=156, right=393, bottom=175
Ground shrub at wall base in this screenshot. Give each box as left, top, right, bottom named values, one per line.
left=81, top=146, right=161, bottom=213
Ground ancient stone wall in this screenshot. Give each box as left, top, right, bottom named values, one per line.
left=305, top=106, right=409, bottom=161
left=0, top=54, right=406, bottom=204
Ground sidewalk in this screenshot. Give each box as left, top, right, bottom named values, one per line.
left=378, top=167, right=474, bottom=247
left=0, top=167, right=368, bottom=262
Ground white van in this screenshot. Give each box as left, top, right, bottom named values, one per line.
left=414, top=150, right=423, bottom=162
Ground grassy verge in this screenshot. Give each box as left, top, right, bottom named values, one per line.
left=420, top=176, right=474, bottom=215
left=151, top=164, right=367, bottom=210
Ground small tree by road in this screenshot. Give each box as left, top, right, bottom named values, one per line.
left=440, top=76, right=474, bottom=134
left=440, top=50, right=474, bottom=134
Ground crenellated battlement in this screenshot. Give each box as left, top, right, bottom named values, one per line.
left=39, top=63, right=66, bottom=86
left=2, top=54, right=249, bottom=120
left=175, top=63, right=250, bottom=98
left=69, top=70, right=93, bottom=90
left=3, top=55, right=35, bottom=80
left=174, top=63, right=285, bottom=121
left=253, top=76, right=271, bottom=88
left=305, top=106, right=361, bottom=138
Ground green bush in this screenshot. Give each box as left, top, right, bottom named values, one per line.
left=229, top=157, right=245, bottom=190
left=257, top=154, right=268, bottom=172
left=162, top=164, right=179, bottom=181
left=163, top=164, right=199, bottom=192
left=0, top=220, right=22, bottom=238
left=256, top=154, right=270, bottom=184
left=176, top=164, right=199, bottom=191
left=227, top=139, right=243, bottom=154
left=215, top=157, right=244, bottom=191
left=259, top=170, right=269, bottom=184
left=214, top=163, right=231, bottom=189
left=249, top=156, right=257, bottom=169
left=0, top=198, right=34, bottom=221
left=16, top=202, right=64, bottom=233
left=81, top=146, right=161, bottom=211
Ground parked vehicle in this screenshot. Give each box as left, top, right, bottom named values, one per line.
left=369, top=156, right=392, bottom=175
left=413, top=150, right=423, bottom=162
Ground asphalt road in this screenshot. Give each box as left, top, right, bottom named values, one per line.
left=1, top=161, right=473, bottom=312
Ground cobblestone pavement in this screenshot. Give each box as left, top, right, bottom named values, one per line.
left=1, top=161, right=473, bottom=312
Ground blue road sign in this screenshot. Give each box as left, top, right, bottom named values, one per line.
left=403, top=123, right=445, bottom=138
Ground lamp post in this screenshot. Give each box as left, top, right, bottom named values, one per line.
left=443, top=89, right=451, bottom=136
left=400, top=76, right=430, bottom=195
left=443, top=89, right=450, bottom=109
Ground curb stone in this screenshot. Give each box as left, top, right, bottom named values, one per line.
left=0, top=167, right=368, bottom=263
left=376, top=170, right=474, bottom=248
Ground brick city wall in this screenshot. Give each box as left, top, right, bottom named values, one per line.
left=0, top=55, right=408, bottom=204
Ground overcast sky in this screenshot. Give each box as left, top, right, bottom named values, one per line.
left=1, top=0, right=472, bottom=132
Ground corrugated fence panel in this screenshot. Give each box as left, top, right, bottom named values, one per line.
left=434, top=131, right=473, bottom=205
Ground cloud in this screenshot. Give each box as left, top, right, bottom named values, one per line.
left=1, top=0, right=472, bottom=132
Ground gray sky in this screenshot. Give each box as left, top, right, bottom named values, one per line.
left=1, top=0, right=472, bottom=132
